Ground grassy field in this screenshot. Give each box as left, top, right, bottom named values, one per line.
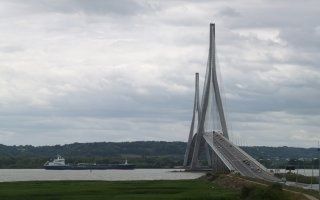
left=0, top=175, right=314, bottom=200
left=0, top=179, right=239, bottom=200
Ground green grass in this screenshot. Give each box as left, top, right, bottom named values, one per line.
left=0, top=180, right=239, bottom=200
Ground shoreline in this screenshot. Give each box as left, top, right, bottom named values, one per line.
left=0, top=174, right=318, bottom=200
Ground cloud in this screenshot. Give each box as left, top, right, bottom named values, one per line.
left=0, top=0, right=319, bottom=147
left=218, top=7, right=240, bottom=17
left=2, top=0, right=147, bottom=16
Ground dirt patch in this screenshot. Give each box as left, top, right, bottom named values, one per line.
left=212, top=174, right=257, bottom=191
left=209, top=174, right=310, bottom=200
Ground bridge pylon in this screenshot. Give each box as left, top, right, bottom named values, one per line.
left=183, top=23, right=229, bottom=170
left=183, top=24, right=279, bottom=182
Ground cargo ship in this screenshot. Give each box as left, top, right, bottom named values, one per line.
left=44, top=155, right=135, bottom=170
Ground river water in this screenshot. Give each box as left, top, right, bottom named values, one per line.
left=0, top=169, right=204, bottom=182
left=271, top=169, right=319, bottom=177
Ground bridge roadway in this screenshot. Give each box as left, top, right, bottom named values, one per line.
left=203, top=132, right=280, bottom=182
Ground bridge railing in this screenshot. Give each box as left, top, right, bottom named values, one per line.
left=216, top=133, right=269, bottom=172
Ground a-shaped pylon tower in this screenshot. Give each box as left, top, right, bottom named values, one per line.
left=184, top=23, right=229, bottom=170
left=183, top=24, right=280, bottom=183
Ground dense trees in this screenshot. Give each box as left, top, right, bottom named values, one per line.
left=0, top=141, right=186, bottom=168
left=0, top=142, right=318, bottom=168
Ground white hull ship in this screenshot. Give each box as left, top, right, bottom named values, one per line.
left=44, top=155, right=135, bottom=170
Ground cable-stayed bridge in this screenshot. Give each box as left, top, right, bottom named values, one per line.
left=183, top=23, right=279, bottom=182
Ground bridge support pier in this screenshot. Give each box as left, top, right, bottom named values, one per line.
left=211, top=150, right=229, bottom=174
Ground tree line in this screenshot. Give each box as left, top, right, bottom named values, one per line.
left=0, top=142, right=318, bottom=168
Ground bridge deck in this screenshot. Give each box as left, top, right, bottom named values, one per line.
left=203, top=132, right=279, bottom=182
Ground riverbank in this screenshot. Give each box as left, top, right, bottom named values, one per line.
left=0, top=173, right=317, bottom=200
left=275, top=173, right=319, bottom=184
left=207, top=173, right=320, bottom=200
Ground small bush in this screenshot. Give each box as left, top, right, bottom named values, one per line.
left=240, top=184, right=289, bottom=200
left=270, top=183, right=283, bottom=191
left=241, top=186, right=255, bottom=198
left=205, top=172, right=219, bottom=181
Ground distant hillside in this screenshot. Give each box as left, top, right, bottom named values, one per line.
left=242, top=146, right=319, bottom=160
left=0, top=141, right=318, bottom=168
left=0, top=141, right=186, bottom=157
left=0, top=141, right=186, bottom=168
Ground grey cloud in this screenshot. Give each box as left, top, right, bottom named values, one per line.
left=5, top=0, right=147, bottom=16
left=0, top=0, right=319, bottom=147
left=218, top=7, right=240, bottom=17
left=0, top=45, right=24, bottom=53
left=279, top=27, right=320, bottom=52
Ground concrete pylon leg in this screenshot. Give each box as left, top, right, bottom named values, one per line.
left=183, top=73, right=200, bottom=168
left=205, top=143, right=211, bottom=167
left=210, top=24, right=229, bottom=140
left=212, top=150, right=218, bottom=173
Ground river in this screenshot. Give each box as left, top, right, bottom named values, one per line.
left=271, top=169, right=320, bottom=177
left=0, top=169, right=204, bottom=182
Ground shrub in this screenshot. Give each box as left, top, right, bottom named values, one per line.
left=240, top=184, right=289, bottom=200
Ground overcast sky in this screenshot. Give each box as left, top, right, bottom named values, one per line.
left=0, top=0, right=319, bottom=147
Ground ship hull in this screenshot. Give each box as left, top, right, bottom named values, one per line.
left=44, top=164, right=135, bottom=170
